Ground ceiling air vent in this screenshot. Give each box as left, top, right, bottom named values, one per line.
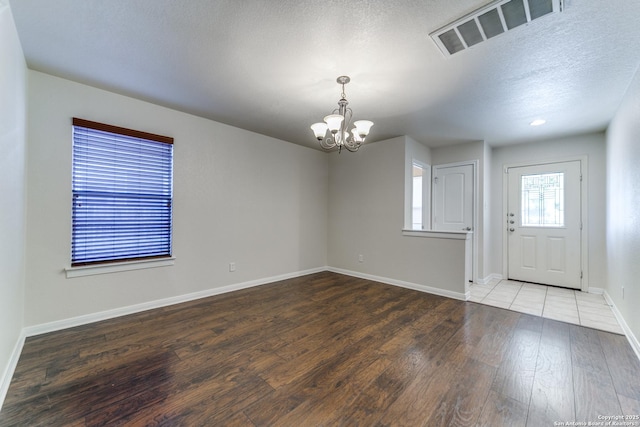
left=431, top=0, right=563, bottom=57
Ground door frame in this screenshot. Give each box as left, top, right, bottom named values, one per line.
left=501, top=156, right=589, bottom=291
left=432, top=160, right=479, bottom=283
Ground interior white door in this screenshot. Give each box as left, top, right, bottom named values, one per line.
left=432, top=163, right=474, bottom=282
left=507, top=161, right=582, bottom=289
left=432, top=163, right=474, bottom=232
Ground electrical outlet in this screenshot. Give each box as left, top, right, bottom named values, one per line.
left=229, top=262, right=236, bottom=272
left=358, top=254, right=364, bottom=263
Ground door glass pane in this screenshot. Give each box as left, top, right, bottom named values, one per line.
left=521, top=172, right=564, bottom=227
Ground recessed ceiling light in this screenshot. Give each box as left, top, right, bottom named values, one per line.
left=530, top=119, right=546, bottom=126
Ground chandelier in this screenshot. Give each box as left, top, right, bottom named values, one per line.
left=310, top=76, right=374, bottom=153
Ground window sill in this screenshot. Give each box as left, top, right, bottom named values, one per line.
left=402, top=229, right=472, bottom=240
left=65, top=257, right=175, bottom=278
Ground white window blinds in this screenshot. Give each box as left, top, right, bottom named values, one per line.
left=71, top=118, right=174, bottom=266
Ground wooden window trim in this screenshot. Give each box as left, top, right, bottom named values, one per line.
left=72, top=118, right=173, bottom=145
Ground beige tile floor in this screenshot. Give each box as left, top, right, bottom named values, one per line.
left=469, top=279, right=624, bottom=334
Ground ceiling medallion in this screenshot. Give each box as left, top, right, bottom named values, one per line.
left=310, top=76, right=374, bottom=153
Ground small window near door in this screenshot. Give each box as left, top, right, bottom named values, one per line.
left=521, top=172, right=564, bottom=227
left=412, top=163, right=426, bottom=229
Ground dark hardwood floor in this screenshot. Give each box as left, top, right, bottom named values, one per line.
left=1, top=272, right=639, bottom=426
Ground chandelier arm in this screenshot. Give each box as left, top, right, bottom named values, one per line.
left=335, top=107, right=352, bottom=147
left=319, top=136, right=337, bottom=150
left=343, top=108, right=353, bottom=132
left=342, top=138, right=362, bottom=152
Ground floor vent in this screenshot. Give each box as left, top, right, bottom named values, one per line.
left=430, top=0, right=563, bottom=57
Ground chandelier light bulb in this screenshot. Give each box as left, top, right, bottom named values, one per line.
left=310, top=122, right=328, bottom=140
left=324, top=114, right=344, bottom=134
left=353, top=120, right=374, bottom=138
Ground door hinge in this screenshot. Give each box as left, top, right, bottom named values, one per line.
left=434, top=176, right=438, bottom=184
left=580, top=174, right=583, bottom=182
left=580, top=222, right=583, bottom=230
left=580, top=271, right=583, bottom=279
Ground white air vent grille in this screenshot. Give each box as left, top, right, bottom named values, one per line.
left=431, top=0, right=563, bottom=57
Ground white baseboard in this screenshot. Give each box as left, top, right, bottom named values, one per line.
left=23, top=267, right=326, bottom=338
left=475, top=273, right=503, bottom=285
left=327, top=267, right=468, bottom=301
left=0, top=330, right=26, bottom=412
left=24, top=266, right=468, bottom=339
left=604, top=290, right=640, bottom=362
left=587, top=287, right=604, bottom=295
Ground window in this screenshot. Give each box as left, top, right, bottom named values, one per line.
left=412, top=165, right=424, bottom=229
left=411, top=161, right=431, bottom=230
left=71, top=118, right=174, bottom=266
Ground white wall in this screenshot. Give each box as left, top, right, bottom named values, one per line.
left=488, top=133, right=607, bottom=290
left=328, top=136, right=467, bottom=297
left=24, top=71, right=328, bottom=326
left=606, top=68, right=640, bottom=342
left=0, top=0, right=27, bottom=402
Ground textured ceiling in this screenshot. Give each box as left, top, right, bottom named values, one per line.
left=10, top=0, right=640, bottom=149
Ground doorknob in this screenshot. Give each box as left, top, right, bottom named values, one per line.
left=463, top=227, right=472, bottom=231
left=509, top=213, right=515, bottom=217
left=509, top=228, right=515, bottom=232
left=509, top=220, right=515, bottom=224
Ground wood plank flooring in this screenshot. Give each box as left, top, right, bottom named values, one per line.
left=1, top=272, right=639, bottom=426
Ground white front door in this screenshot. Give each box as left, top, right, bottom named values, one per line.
left=507, top=161, right=582, bottom=289
left=432, top=163, right=474, bottom=232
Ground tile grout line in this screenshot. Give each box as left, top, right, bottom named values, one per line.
left=507, top=281, right=521, bottom=308
left=540, top=286, right=548, bottom=318
left=573, top=290, right=582, bottom=326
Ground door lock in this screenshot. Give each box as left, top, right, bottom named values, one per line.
left=509, top=228, right=515, bottom=232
